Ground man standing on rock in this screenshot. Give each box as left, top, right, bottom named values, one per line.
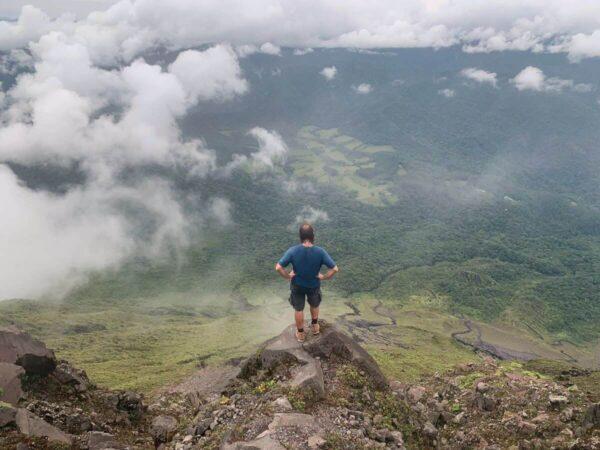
left=275, top=223, right=339, bottom=342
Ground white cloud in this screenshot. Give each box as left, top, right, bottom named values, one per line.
left=290, top=206, right=330, bottom=229
left=0, top=42, right=253, bottom=299
left=438, top=88, right=455, bottom=98
left=511, top=66, right=592, bottom=93
left=225, top=128, right=288, bottom=175
left=551, top=30, right=600, bottom=62
left=460, top=67, right=497, bottom=87
left=5, top=1, right=600, bottom=61
left=0, top=165, right=193, bottom=298
left=168, top=45, right=248, bottom=104
left=320, top=66, right=337, bottom=80
left=353, top=83, right=372, bottom=94
left=259, top=42, right=281, bottom=56
left=293, top=47, right=313, bottom=56
left=247, top=127, right=287, bottom=168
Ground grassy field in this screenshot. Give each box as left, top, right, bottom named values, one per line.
left=3, top=284, right=595, bottom=395
left=292, top=126, right=399, bottom=206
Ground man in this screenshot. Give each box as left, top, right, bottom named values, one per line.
left=275, top=223, right=339, bottom=342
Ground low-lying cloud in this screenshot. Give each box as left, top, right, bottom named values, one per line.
left=353, top=83, right=372, bottom=94
left=0, top=39, right=283, bottom=299
left=511, top=66, right=592, bottom=93
left=460, top=68, right=497, bottom=87
left=320, top=66, right=337, bottom=80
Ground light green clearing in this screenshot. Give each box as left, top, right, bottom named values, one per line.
left=291, top=126, right=399, bottom=206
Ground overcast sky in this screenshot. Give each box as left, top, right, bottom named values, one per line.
left=0, top=1, right=116, bottom=18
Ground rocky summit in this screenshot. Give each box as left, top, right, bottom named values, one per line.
left=1, top=322, right=599, bottom=449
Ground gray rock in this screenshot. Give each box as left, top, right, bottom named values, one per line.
left=475, top=393, right=496, bottom=411
left=192, top=417, right=212, bottom=436
left=118, top=391, right=144, bottom=420
left=307, top=434, right=326, bottom=449
left=407, top=386, right=426, bottom=403
left=0, top=402, right=17, bottom=427
left=0, top=327, right=56, bottom=375
left=0, top=362, right=24, bottom=406
left=15, top=408, right=72, bottom=444
left=422, top=421, right=437, bottom=438
left=150, top=415, right=178, bottom=443
left=268, top=413, right=319, bottom=431
left=88, top=431, right=122, bottom=449
left=53, top=361, right=91, bottom=392
left=271, top=397, right=293, bottom=411
left=549, top=394, right=568, bottom=409
left=222, top=434, right=285, bottom=450
left=302, top=323, right=388, bottom=389
left=290, top=358, right=325, bottom=398
left=583, top=403, right=599, bottom=429
left=452, top=412, right=466, bottom=424
left=248, top=325, right=325, bottom=399
left=475, top=382, right=489, bottom=393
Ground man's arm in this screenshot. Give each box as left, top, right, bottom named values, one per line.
left=275, top=263, right=295, bottom=280
left=317, top=265, right=338, bottom=281
left=318, top=248, right=338, bottom=280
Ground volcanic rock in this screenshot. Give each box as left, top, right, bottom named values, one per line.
left=15, top=408, right=72, bottom=444
left=0, top=362, right=25, bottom=406
left=0, top=327, right=56, bottom=375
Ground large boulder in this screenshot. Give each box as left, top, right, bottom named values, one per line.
left=0, top=402, right=17, bottom=427
left=0, top=362, right=25, bottom=406
left=150, top=414, right=178, bottom=443
left=52, top=360, right=91, bottom=392
left=250, top=324, right=325, bottom=398
left=302, top=322, right=388, bottom=389
left=0, top=327, right=56, bottom=375
left=15, top=408, right=72, bottom=444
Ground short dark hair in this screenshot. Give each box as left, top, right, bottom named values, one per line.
left=299, top=223, right=315, bottom=243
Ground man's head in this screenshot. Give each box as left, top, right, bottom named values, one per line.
left=299, top=223, right=315, bottom=243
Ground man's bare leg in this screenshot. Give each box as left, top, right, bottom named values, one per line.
left=294, top=310, right=305, bottom=341
left=310, top=306, right=320, bottom=334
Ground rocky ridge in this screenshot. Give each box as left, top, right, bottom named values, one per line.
left=1, top=322, right=599, bottom=449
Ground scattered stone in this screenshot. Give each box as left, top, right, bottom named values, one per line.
left=268, top=412, right=318, bottom=431
left=0, top=362, right=24, bottom=406
left=407, top=386, right=426, bottom=403
left=453, top=411, right=466, bottom=424
left=53, top=360, right=91, bottom=392
left=583, top=403, right=599, bottom=429
left=192, top=417, right=212, bottom=436
left=223, top=434, right=286, bottom=450
left=118, top=391, right=144, bottom=420
left=15, top=408, right=72, bottom=444
left=88, top=431, right=120, bottom=449
left=271, top=397, right=293, bottom=411
left=475, top=393, right=496, bottom=411
left=476, top=382, right=490, bottom=393
left=307, top=434, right=326, bottom=449
left=422, top=421, right=437, bottom=438
left=549, top=395, right=568, bottom=409
left=0, top=327, right=56, bottom=375
left=0, top=402, right=17, bottom=427
left=151, top=415, right=178, bottom=443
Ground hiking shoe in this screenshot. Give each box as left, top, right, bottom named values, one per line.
left=312, top=322, right=320, bottom=335
left=295, top=330, right=306, bottom=342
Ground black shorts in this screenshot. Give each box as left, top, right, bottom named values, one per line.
left=289, top=283, right=322, bottom=311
